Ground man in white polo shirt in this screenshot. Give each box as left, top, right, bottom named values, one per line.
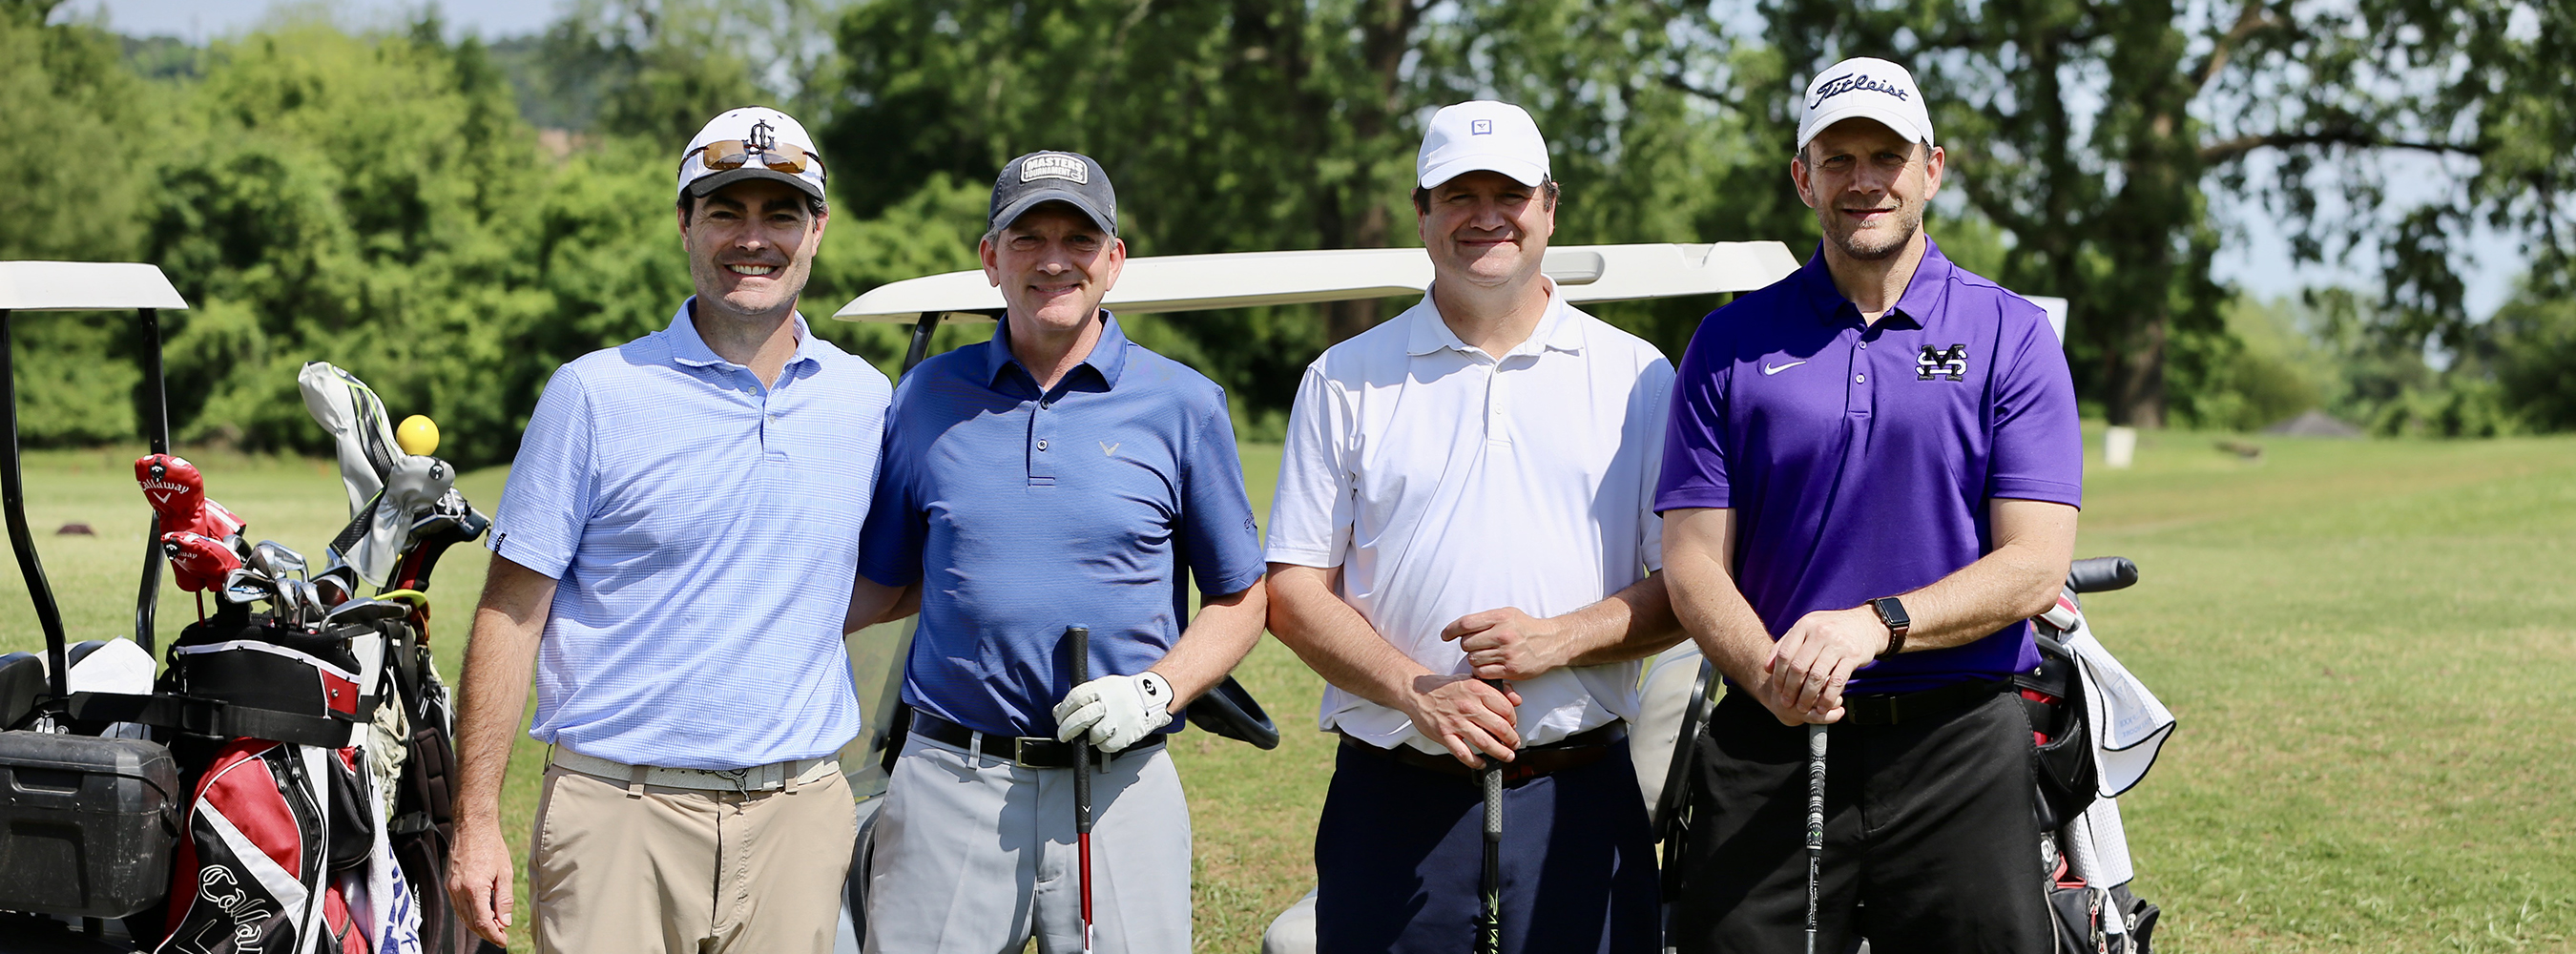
left=1265, top=100, right=1680, bottom=954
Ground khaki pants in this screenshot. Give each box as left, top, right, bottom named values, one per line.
left=530, top=761, right=857, bottom=954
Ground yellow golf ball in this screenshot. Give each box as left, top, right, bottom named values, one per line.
left=396, top=415, right=441, bottom=456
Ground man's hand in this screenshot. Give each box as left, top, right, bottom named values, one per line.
left=1763, top=606, right=1885, bottom=724
left=446, top=814, right=514, bottom=945
left=1400, top=674, right=1523, bottom=768
left=1441, top=607, right=1573, bottom=682
left=1053, top=671, right=1175, bottom=752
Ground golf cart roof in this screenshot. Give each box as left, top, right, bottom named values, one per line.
left=833, top=241, right=1801, bottom=322
left=0, top=261, right=190, bottom=311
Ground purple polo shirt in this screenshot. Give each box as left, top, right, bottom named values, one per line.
left=1656, top=239, right=2082, bottom=695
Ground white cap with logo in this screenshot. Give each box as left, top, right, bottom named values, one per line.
left=1417, top=100, right=1550, bottom=189
left=677, top=106, right=828, bottom=201
left=1796, top=57, right=1935, bottom=153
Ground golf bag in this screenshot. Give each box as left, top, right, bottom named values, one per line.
left=2024, top=559, right=2171, bottom=954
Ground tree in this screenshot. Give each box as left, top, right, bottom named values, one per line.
left=1693, top=0, right=2575, bottom=427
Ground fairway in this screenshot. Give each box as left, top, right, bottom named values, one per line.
left=4, top=431, right=2570, bottom=952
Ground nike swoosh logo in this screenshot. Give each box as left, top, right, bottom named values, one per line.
left=1763, top=361, right=1809, bottom=376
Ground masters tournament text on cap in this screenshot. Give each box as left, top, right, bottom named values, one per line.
left=1796, top=57, right=1936, bottom=154
left=677, top=106, right=827, bottom=201
left=988, top=151, right=1119, bottom=236
left=1417, top=100, right=1549, bottom=189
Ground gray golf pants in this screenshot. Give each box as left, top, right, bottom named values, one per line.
left=862, top=733, right=1192, bottom=954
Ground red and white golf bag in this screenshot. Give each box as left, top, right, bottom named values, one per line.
left=153, top=739, right=425, bottom=954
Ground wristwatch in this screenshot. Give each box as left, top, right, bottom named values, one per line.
left=1869, top=596, right=1911, bottom=657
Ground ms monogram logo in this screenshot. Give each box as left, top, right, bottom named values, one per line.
left=1917, top=344, right=1969, bottom=382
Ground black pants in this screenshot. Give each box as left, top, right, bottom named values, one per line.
left=1315, top=737, right=1661, bottom=954
left=1669, top=691, right=2050, bottom=954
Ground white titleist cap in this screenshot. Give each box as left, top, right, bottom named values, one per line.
left=1417, top=100, right=1549, bottom=189
left=1796, top=57, right=1935, bottom=154
left=677, top=106, right=827, bottom=201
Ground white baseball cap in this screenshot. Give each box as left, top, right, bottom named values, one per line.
left=1417, top=100, right=1549, bottom=189
left=1796, top=57, right=1935, bottom=154
left=677, top=106, right=827, bottom=202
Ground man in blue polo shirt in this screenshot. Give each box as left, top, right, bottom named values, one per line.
left=845, top=151, right=1269, bottom=954
left=446, top=107, right=887, bottom=953
left=1658, top=58, right=2082, bottom=953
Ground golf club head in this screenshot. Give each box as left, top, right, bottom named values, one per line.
left=255, top=540, right=309, bottom=580
left=323, top=598, right=409, bottom=628
left=290, top=579, right=325, bottom=625
left=313, top=565, right=361, bottom=607
left=219, top=568, right=275, bottom=606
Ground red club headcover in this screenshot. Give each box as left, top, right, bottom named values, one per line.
left=161, top=530, right=242, bottom=592
left=135, top=454, right=246, bottom=539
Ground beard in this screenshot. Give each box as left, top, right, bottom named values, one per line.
left=1821, top=199, right=1924, bottom=261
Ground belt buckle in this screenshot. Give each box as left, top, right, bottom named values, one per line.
left=1011, top=736, right=1041, bottom=769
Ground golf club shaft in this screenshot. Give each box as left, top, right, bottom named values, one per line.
left=1477, top=679, right=1506, bottom=954
left=1069, top=626, right=1094, bottom=954
left=1805, top=722, right=1826, bottom=954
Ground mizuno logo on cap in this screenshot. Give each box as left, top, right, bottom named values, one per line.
left=1471, top=119, right=1494, bottom=135
left=1020, top=155, right=1088, bottom=184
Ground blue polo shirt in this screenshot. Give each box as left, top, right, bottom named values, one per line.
left=491, top=301, right=891, bottom=769
left=1656, top=239, right=2082, bottom=695
left=857, top=312, right=1266, bottom=737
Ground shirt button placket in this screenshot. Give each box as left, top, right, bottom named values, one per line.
left=1029, top=391, right=1058, bottom=486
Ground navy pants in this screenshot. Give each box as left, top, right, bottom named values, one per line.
left=1314, top=736, right=1661, bottom=954
left=1668, top=691, right=2051, bottom=954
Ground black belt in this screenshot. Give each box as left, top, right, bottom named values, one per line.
left=1341, top=720, right=1627, bottom=783
left=1842, top=677, right=2010, bottom=726
left=909, top=712, right=1166, bottom=769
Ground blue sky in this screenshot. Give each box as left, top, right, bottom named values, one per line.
left=53, top=0, right=2528, bottom=320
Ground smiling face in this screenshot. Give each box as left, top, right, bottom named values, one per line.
left=1418, top=170, right=1555, bottom=291
left=1792, top=117, right=1944, bottom=261
left=980, top=202, right=1125, bottom=335
left=679, top=178, right=825, bottom=320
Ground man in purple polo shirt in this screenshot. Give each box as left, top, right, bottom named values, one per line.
left=1657, top=57, right=2081, bottom=953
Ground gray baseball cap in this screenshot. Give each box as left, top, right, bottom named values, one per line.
left=988, top=151, right=1118, bottom=236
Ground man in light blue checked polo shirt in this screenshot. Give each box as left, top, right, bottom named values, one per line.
left=843, top=150, right=1269, bottom=954
left=443, top=106, right=889, bottom=954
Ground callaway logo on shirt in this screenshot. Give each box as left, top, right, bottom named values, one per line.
left=1762, top=360, right=1809, bottom=376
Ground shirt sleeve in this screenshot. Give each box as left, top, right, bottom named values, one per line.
left=1654, top=315, right=1735, bottom=513
left=488, top=363, right=595, bottom=579
left=855, top=379, right=927, bottom=587
left=1632, top=357, right=1675, bottom=574
left=1263, top=364, right=1354, bottom=569
left=1985, top=301, right=2085, bottom=508
left=1178, top=382, right=1267, bottom=597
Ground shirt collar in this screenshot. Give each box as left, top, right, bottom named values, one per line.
left=1798, top=237, right=1953, bottom=329
left=986, top=309, right=1132, bottom=390
left=1403, top=277, right=1585, bottom=358
left=662, top=298, right=825, bottom=370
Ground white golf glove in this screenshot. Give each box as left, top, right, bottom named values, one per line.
left=1052, top=672, right=1174, bottom=753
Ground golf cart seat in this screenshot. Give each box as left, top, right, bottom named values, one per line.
left=0, top=653, right=43, bottom=731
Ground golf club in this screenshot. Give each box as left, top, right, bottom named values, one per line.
left=1068, top=625, right=1095, bottom=954
left=1477, top=679, right=1506, bottom=954
left=1804, top=722, right=1826, bottom=954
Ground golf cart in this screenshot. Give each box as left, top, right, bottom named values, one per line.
left=820, top=239, right=1803, bottom=950
left=0, top=262, right=488, bottom=954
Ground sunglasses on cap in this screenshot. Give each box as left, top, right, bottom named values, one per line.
left=681, top=120, right=823, bottom=176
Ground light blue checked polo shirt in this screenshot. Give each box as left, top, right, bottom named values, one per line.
left=491, top=301, right=891, bottom=770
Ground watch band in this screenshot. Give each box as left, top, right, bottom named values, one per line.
left=1870, top=596, right=1911, bottom=658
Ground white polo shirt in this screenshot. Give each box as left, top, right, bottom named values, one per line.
left=1266, top=281, right=1674, bottom=753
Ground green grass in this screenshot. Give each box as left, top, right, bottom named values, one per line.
left=7, top=432, right=2573, bottom=952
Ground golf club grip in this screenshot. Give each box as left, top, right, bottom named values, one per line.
left=1805, top=722, right=1826, bottom=948
left=2067, top=556, right=2139, bottom=594
left=1069, top=626, right=1091, bottom=835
